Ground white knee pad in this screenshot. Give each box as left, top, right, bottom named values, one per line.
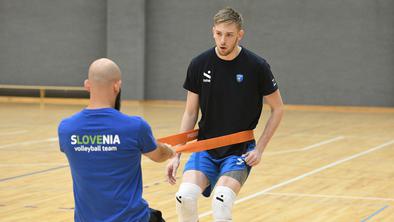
left=212, top=186, right=237, bottom=222
left=175, top=183, right=202, bottom=222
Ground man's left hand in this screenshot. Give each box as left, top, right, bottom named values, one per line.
left=243, top=149, right=263, bottom=166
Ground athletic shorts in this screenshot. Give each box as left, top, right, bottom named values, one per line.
left=149, top=208, right=165, bottom=222
left=183, top=142, right=255, bottom=197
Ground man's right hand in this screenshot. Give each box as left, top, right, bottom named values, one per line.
left=143, top=143, right=175, bottom=163
left=166, top=155, right=181, bottom=185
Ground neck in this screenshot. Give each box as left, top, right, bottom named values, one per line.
left=215, top=45, right=242, bottom=61
left=87, top=91, right=115, bottom=109
left=87, top=102, right=112, bottom=109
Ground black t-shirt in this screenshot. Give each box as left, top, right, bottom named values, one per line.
left=183, top=47, right=278, bottom=159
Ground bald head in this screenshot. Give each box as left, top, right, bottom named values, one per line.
left=88, top=58, right=121, bottom=85
left=85, top=58, right=122, bottom=109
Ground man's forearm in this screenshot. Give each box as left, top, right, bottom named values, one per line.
left=255, top=107, right=284, bottom=153
left=157, top=143, right=175, bottom=162
left=180, top=111, right=198, bottom=132
left=175, top=112, right=198, bottom=158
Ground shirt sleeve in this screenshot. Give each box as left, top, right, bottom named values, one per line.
left=138, top=118, right=157, bottom=153
left=259, top=61, right=279, bottom=96
left=183, top=60, right=200, bottom=94
left=57, top=121, right=66, bottom=153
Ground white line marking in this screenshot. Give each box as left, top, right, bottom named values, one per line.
left=264, top=136, right=344, bottom=155
left=264, top=192, right=394, bottom=202
left=0, top=130, right=29, bottom=136
left=0, top=137, right=58, bottom=149
left=16, top=176, right=172, bottom=206
left=198, top=140, right=394, bottom=218
left=0, top=163, right=68, bottom=167
left=24, top=191, right=70, bottom=206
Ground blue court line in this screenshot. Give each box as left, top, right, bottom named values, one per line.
left=361, top=205, right=389, bottom=222
left=0, top=165, right=68, bottom=182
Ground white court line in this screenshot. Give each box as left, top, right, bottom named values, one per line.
left=199, top=140, right=394, bottom=219
left=0, top=163, right=68, bottom=167
left=0, top=130, right=29, bottom=136
left=22, top=191, right=70, bottom=207
left=264, top=136, right=344, bottom=155
left=264, top=192, right=394, bottom=202
left=0, top=135, right=342, bottom=153
left=0, top=137, right=58, bottom=149
left=19, top=176, right=171, bottom=207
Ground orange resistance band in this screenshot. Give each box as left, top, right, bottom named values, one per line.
left=157, top=129, right=254, bottom=153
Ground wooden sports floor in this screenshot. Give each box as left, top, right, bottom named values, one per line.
left=0, top=99, right=393, bottom=222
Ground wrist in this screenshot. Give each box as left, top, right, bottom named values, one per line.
left=255, top=145, right=265, bottom=153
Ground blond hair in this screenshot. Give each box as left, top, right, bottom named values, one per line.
left=213, top=7, right=243, bottom=29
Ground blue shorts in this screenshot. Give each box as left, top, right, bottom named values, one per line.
left=183, top=142, right=255, bottom=197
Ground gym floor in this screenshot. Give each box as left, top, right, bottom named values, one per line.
left=0, top=99, right=393, bottom=221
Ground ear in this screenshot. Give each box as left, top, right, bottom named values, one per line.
left=84, top=79, right=90, bottom=92
left=238, top=29, right=244, bottom=41
left=114, top=80, right=122, bottom=93
left=212, top=26, right=215, bottom=37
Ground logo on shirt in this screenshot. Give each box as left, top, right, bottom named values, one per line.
left=236, top=74, right=244, bottom=83
left=70, top=134, right=120, bottom=153
left=203, top=70, right=211, bottom=83
left=272, top=78, right=277, bottom=87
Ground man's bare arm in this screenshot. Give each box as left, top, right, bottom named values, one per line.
left=255, top=89, right=284, bottom=153
left=144, top=143, right=175, bottom=163
left=244, top=89, right=284, bottom=166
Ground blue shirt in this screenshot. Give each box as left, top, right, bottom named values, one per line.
left=58, top=108, right=157, bottom=222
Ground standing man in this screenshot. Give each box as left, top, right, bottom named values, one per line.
left=58, top=58, right=174, bottom=222
left=166, top=7, right=284, bottom=222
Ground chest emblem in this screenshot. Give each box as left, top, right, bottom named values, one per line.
left=236, top=74, right=244, bottom=83
left=203, top=70, right=211, bottom=83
